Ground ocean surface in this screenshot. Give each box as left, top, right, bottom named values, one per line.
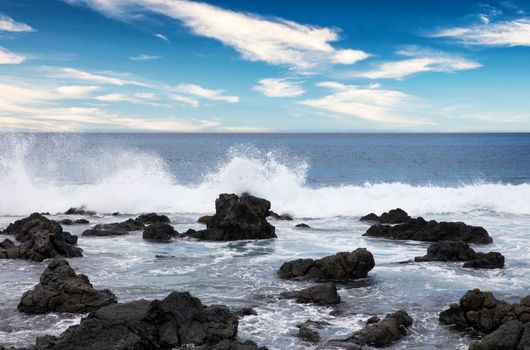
left=1, top=132, right=530, bottom=349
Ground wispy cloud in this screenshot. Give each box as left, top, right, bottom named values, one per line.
left=0, top=47, right=26, bottom=64
left=352, top=48, right=481, bottom=80
left=174, top=83, right=239, bottom=103
left=433, top=18, right=530, bottom=46
left=0, top=14, right=34, bottom=32
left=66, top=0, right=369, bottom=70
left=253, top=78, right=305, bottom=98
left=170, top=94, right=200, bottom=107
left=128, top=54, right=160, bottom=61
left=45, top=67, right=149, bottom=86
left=56, top=85, right=100, bottom=97
left=154, top=33, right=169, bottom=42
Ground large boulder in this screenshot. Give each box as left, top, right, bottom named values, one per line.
left=31, top=291, right=266, bottom=350
left=0, top=213, right=82, bottom=262
left=469, top=320, right=529, bottom=350
left=280, top=283, right=340, bottom=305
left=142, top=223, right=178, bottom=242
left=360, top=208, right=411, bottom=224
left=187, top=194, right=277, bottom=241
left=135, top=213, right=170, bottom=225
left=415, top=241, right=504, bottom=269
left=82, top=218, right=145, bottom=237
left=277, top=248, right=375, bottom=282
left=363, top=217, right=493, bottom=244
left=18, top=259, right=117, bottom=314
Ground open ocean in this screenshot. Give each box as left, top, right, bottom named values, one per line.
left=1, top=132, right=530, bottom=349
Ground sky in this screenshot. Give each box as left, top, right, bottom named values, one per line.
left=0, top=0, right=529, bottom=132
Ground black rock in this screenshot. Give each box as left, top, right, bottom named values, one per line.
left=363, top=217, right=493, bottom=244
left=0, top=239, right=15, bottom=249
left=360, top=213, right=380, bottom=222
left=187, top=194, right=277, bottom=241
left=198, top=215, right=212, bottom=225
left=268, top=211, right=293, bottom=221
left=360, top=209, right=411, bottom=224
left=277, top=248, right=375, bottom=282
left=135, top=213, right=170, bottom=225
left=194, top=340, right=269, bottom=350
left=234, top=307, right=258, bottom=318
left=64, top=207, right=95, bottom=215
left=18, top=259, right=117, bottom=314
left=297, top=320, right=330, bottom=343
left=345, top=310, right=413, bottom=347
left=75, top=219, right=90, bottom=224
left=415, top=241, right=504, bottom=269
left=469, top=320, right=529, bottom=350
left=280, top=283, right=340, bottom=305
left=82, top=218, right=145, bottom=237
left=366, top=316, right=381, bottom=324
left=142, top=223, right=178, bottom=242
left=463, top=252, right=505, bottom=269
left=295, top=223, right=310, bottom=228
left=60, top=219, right=73, bottom=225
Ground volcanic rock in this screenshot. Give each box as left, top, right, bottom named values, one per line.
left=415, top=241, right=504, bottom=269
left=280, top=283, right=340, bottom=305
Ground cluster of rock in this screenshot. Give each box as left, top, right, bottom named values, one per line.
left=82, top=213, right=170, bottom=237
left=0, top=213, right=82, bottom=262
left=280, top=283, right=340, bottom=306
left=360, top=208, right=411, bottom=224
left=415, top=241, right=504, bottom=269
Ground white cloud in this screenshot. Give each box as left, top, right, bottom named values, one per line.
left=0, top=14, right=34, bottom=32
left=0, top=47, right=26, bottom=64
left=174, top=83, right=239, bottom=103
left=154, top=33, right=169, bottom=42
left=56, top=85, right=100, bottom=97
left=170, top=94, right=200, bottom=107
left=46, top=67, right=149, bottom=86
left=128, top=54, right=160, bottom=61
left=353, top=48, right=481, bottom=80
left=433, top=18, right=530, bottom=46
left=253, top=78, right=305, bottom=98
left=66, top=0, right=369, bottom=70
left=300, top=82, right=431, bottom=125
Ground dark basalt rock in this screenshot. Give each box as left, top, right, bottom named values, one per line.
left=280, top=283, right=340, bottom=305
left=363, top=217, right=493, bottom=244
left=360, top=208, right=411, bottom=224
left=360, top=213, right=380, bottom=222
left=469, top=320, right=530, bottom=350
left=0, top=213, right=82, bottom=262
left=297, top=320, right=330, bottom=343
left=135, top=213, right=170, bottom=225
left=414, top=241, right=504, bottom=269
left=0, top=239, right=15, bottom=249
left=61, top=219, right=90, bottom=225
left=187, top=193, right=277, bottom=241
left=18, top=259, right=117, bottom=314
left=295, top=223, right=310, bottom=228
left=82, top=218, right=145, bottom=237
left=64, top=207, right=95, bottom=215
left=30, top=291, right=266, bottom=350
left=344, top=310, right=413, bottom=347
left=142, top=223, right=178, bottom=242
left=198, top=215, right=212, bottom=225
left=268, top=211, right=293, bottom=221
left=366, top=316, right=381, bottom=324
left=439, top=289, right=530, bottom=333
left=277, top=248, right=375, bottom=282
left=234, top=307, right=257, bottom=318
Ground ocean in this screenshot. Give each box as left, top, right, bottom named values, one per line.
left=1, top=132, right=530, bottom=349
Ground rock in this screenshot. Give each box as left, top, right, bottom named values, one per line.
left=198, top=215, right=212, bottom=224
left=60, top=219, right=73, bottom=225
left=277, top=248, right=375, bottom=282
left=234, top=307, right=257, bottom=318
left=345, top=310, right=413, bottom=347
left=75, top=219, right=90, bottom=224
left=366, top=316, right=381, bottom=324
left=18, top=259, right=117, bottom=314
left=297, top=320, right=330, bottom=343
left=31, top=291, right=260, bottom=350
left=62, top=218, right=90, bottom=225
left=64, top=207, right=95, bottom=215
left=187, top=194, right=277, bottom=241
left=469, top=320, right=526, bottom=350
left=135, top=213, right=170, bottom=225
left=414, top=241, right=504, bottom=269
left=360, top=213, right=380, bottom=222
left=268, top=211, right=293, bottom=221
left=363, top=217, right=493, bottom=244
left=0, top=213, right=82, bottom=262
left=360, top=209, right=410, bottom=224
left=82, top=218, right=145, bottom=237
left=280, top=283, right=340, bottom=305
left=0, top=239, right=15, bottom=249
left=295, top=223, right=310, bottom=228
left=142, top=223, right=178, bottom=242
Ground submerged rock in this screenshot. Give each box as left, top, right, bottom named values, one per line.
left=295, top=223, right=310, bottom=228
left=0, top=213, right=82, bottom=262
left=345, top=310, right=414, bottom=347
left=60, top=218, right=90, bottom=226
left=142, top=223, right=178, bottom=242
left=415, top=241, right=504, bottom=269
left=297, top=320, right=330, bottom=343
left=268, top=211, right=293, bottom=221
left=234, top=307, right=258, bottom=318
left=82, top=218, right=145, bottom=237
left=363, top=217, right=493, bottom=244
left=280, top=283, right=340, bottom=305
left=18, top=259, right=117, bottom=314
left=187, top=193, right=277, bottom=241
left=277, top=248, right=375, bottom=282
left=360, top=208, right=411, bottom=224
left=135, top=213, right=170, bottom=225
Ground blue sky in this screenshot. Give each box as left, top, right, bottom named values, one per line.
left=0, top=0, right=529, bottom=132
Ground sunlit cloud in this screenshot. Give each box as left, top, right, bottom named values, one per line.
left=253, top=78, right=305, bottom=98
left=174, top=83, right=239, bottom=103
left=0, top=14, right=34, bottom=32
left=0, top=47, right=26, bottom=64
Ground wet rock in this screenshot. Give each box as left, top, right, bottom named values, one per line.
left=187, top=193, right=277, bottom=241
left=297, top=320, right=330, bottom=343
left=344, top=310, right=413, bottom=347
left=18, top=259, right=117, bottom=314
left=360, top=209, right=411, bottom=224
left=280, top=283, right=340, bottom=305
left=0, top=239, right=15, bottom=249
left=135, top=213, right=170, bottom=225
left=268, top=211, right=293, bottom=221
left=82, top=218, right=145, bottom=237
left=234, top=307, right=257, bottom=318
left=366, top=316, right=381, bottom=324
left=415, top=241, right=504, bottom=269
left=60, top=219, right=74, bottom=225
left=198, top=215, right=212, bottom=225
left=62, top=218, right=90, bottom=225
left=64, top=207, right=95, bottom=215
left=295, top=223, right=310, bottom=228
left=360, top=213, right=380, bottom=222
left=363, top=217, right=493, bottom=244
left=469, top=320, right=528, bottom=350
left=195, top=340, right=269, bottom=350
left=277, top=248, right=375, bottom=282
left=142, top=223, right=178, bottom=242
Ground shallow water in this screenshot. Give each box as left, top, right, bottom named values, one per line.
left=1, top=133, right=530, bottom=349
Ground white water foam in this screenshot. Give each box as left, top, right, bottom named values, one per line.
left=1, top=134, right=529, bottom=217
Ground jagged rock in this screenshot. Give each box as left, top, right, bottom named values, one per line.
left=360, top=209, right=411, bottom=224
left=234, top=307, right=257, bottom=318
left=30, top=291, right=268, bottom=350
left=280, top=283, right=340, bottom=305
left=415, top=241, right=504, bottom=269
left=268, top=211, right=293, bottom=221
left=198, top=215, right=212, bottom=225
left=64, top=207, right=95, bottom=215
left=469, top=320, right=530, bottom=350
left=297, top=320, right=330, bottom=343
left=82, top=218, right=145, bottom=237
left=0, top=213, right=82, bottom=262
left=360, top=213, right=380, bottom=222
left=187, top=194, right=277, bottom=241
left=295, top=223, right=310, bottom=228
left=364, top=217, right=493, bottom=244
left=0, top=239, right=15, bottom=249
left=135, top=213, right=170, bottom=225
left=277, top=248, right=375, bottom=282
left=142, top=223, right=178, bottom=242
left=18, top=259, right=117, bottom=314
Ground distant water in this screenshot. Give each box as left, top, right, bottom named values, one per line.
left=1, top=133, right=530, bottom=349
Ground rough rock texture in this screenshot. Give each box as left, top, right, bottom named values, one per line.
left=297, top=320, right=330, bottom=343
left=0, top=213, right=82, bottom=262
left=187, top=194, right=277, bottom=241
left=30, top=291, right=267, bottom=350
left=198, top=215, right=212, bottom=225
left=142, top=223, right=178, bottom=242
left=414, top=241, right=504, bottom=269
left=469, top=320, right=530, bottom=350
left=268, top=211, right=293, bottom=221
left=234, top=307, right=257, bottom=318
left=295, top=223, right=310, bottom=228
left=277, top=248, right=375, bottom=282
left=280, top=283, right=340, bottom=305
left=82, top=218, right=145, bottom=237
left=18, top=259, right=117, bottom=314
left=363, top=217, right=493, bottom=244
left=135, top=213, right=170, bottom=225
left=61, top=219, right=89, bottom=226
left=64, top=207, right=95, bottom=215
left=439, top=289, right=530, bottom=333
left=360, top=208, right=411, bottom=224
